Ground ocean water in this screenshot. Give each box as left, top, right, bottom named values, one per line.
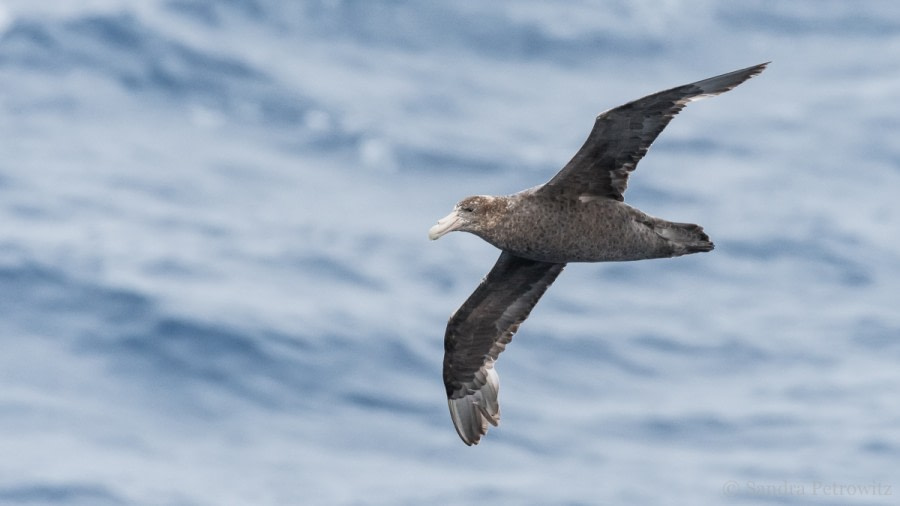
left=1, top=1, right=899, bottom=505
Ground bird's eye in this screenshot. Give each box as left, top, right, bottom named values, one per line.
left=461, top=207, right=474, bottom=213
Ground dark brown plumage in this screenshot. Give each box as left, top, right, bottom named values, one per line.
left=429, top=62, right=768, bottom=445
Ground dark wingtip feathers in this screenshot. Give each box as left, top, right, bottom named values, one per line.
left=690, top=62, right=769, bottom=98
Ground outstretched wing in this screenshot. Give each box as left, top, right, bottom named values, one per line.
left=539, top=62, right=768, bottom=201
left=443, top=252, right=565, bottom=445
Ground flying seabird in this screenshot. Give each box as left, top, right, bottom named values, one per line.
left=428, top=62, right=768, bottom=445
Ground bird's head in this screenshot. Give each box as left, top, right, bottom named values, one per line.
left=428, top=195, right=501, bottom=240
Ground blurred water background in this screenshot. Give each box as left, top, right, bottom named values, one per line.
left=1, top=1, right=899, bottom=505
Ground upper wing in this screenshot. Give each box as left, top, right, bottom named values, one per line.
left=539, top=62, right=769, bottom=201
left=443, top=251, right=565, bottom=445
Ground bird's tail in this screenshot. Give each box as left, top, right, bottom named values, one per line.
left=657, top=221, right=714, bottom=256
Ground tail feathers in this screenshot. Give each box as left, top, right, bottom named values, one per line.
left=657, top=222, right=714, bottom=256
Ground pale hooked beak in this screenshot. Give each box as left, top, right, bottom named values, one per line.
left=428, top=210, right=462, bottom=240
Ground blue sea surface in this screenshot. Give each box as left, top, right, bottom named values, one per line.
left=1, top=1, right=899, bottom=505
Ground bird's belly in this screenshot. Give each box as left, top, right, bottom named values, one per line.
left=490, top=201, right=669, bottom=263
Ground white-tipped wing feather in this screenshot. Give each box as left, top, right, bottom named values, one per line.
left=447, top=365, right=500, bottom=444
left=443, top=252, right=565, bottom=445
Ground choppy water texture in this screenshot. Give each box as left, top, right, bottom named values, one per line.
left=1, top=1, right=899, bottom=505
